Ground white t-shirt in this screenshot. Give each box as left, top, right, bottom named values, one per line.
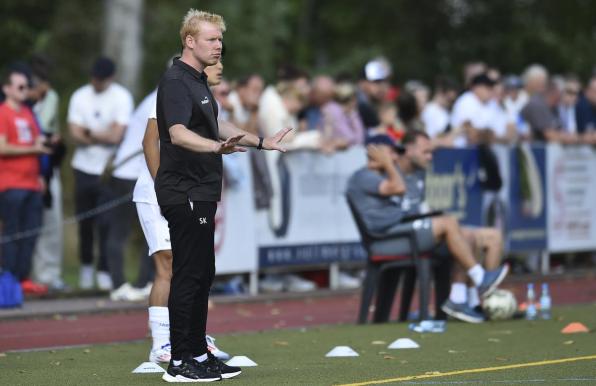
left=229, top=91, right=250, bottom=125
left=132, top=101, right=158, bottom=204
left=450, top=91, right=494, bottom=147
left=68, top=83, right=134, bottom=175
left=113, top=90, right=157, bottom=180
left=421, top=101, right=450, bottom=138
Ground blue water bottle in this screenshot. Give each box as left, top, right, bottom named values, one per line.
left=526, top=283, right=537, bottom=320
left=539, top=283, right=552, bottom=320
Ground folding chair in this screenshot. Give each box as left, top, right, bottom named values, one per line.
left=346, top=197, right=433, bottom=323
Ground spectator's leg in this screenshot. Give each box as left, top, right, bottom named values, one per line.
left=0, top=190, right=24, bottom=278
left=135, top=244, right=154, bottom=288
left=101, top=177, right=135, bottom=289
left=32, top=168, right=64, bottom=286
left=16, top=191, right=43, bottom=281
left=431, top=215, right=478, bottom=271
left=74, top=171, right=99, bottom=268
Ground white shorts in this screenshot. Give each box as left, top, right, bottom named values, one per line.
left=135, top=202, right=171, bottom=256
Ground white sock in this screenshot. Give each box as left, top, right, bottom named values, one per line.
left=468, top=287, right=481, bottom=308
left=148, top=306, right=170, bottom=351
left=449, top=283, right=467, bottom=304
left=467, top=264, right=485, bottom=286
left=194, top=353, right=208, bottom=363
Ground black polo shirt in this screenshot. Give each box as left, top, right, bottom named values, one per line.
left=155, top=58, right=222, bottom=205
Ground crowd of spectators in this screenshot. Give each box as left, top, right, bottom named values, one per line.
left=1, top=54, right=596, bottom=299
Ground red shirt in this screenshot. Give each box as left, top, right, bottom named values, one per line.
left=0, top=102, right=41, bottom=192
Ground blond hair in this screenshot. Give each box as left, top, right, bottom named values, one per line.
left=180, top=9, right=226, bottom=46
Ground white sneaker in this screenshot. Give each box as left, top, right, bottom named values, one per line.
left=206, top=335, right=230, bottom=361
left=110, top=283, right=145, bottom=302
left=139, top=282, right=153, bottom=299
left=284, top=274, right=316, bottom=292
left=79, top=265, right=94, bottom=290
left=149, top=343, right=171, bottom=363
left=259, top=274, right=284, bottom=293
left=338, top=272, right=361, bottom=289
left=96, top=271, right=113, bottom=291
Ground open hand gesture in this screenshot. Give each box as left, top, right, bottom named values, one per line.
left=214, top=134, right=247, bottom=154
left=262, top=128, right=293, bottom=152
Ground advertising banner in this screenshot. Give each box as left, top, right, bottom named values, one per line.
left=214, top=154, right=258, bottom=274
left=547, top=144, right=596, bottom=252
left=256, top=148, right=367, bottom=268
left=506, top=144, right=548, bottom=251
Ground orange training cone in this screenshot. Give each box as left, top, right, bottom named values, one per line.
left=561, top=322, right=590, bottom=334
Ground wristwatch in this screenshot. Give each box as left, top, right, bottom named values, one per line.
left=257, top=136, right=264, bottom=150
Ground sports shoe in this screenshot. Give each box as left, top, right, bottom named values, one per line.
left=96, top=271, right=113, bottom=291
left=441, top=300, right=485, bottom=323
left=139, top=282, right=153, bottom=299
left=337, top=271, right=361, bottom=289
left=110, top=283, right=145, bottom=302
left=259, top=274, right=284, bottom=293
left=206, top=335, right=230, bottom=361
left=283, top=274, right=316, bottom=292
left=79, top=265, right=94, bottom=290
left=478, top=265, right=509, bottom=298
left=149, top=343, right=171, bottom=363
left=20, top=279, right=48, bottom=295
left=162, top=360, right=221, bottom=383
left=202, top=353, right=241, bottom=379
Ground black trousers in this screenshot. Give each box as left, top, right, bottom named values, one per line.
left=161, top=201, right=217, bottom=361
left=74, top=170, right=108, bottom=272
left=98, top=176, right=136, bottom=288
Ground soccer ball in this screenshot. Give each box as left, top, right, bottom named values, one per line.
left=482, top=289, right=517, bottom=320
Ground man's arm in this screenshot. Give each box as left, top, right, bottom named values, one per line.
left=219, top=119, right=291, bottom=151
left=142, top=119, right=160, bottom=179
left=169, top=124, right=246, bottom=154
left=68, top=123, right=93, bottom=145
left=366, top=145, right=406, bottom=196
left=88, top=122, right=127, bottom=145
left=0, top=135, right=51, bottom=156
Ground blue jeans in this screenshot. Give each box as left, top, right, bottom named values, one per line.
left=0, top=189, right=43, bottom=281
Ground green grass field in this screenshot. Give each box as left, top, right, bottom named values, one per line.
left=1, top=304, right=595, bottom=385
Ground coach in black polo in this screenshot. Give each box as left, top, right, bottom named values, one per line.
left=156, top=10, right=290, bottom=383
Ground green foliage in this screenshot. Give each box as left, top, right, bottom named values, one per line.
left=2, top=0, right=596, bottom=96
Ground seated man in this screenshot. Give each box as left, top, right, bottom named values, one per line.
left=346, top=130, right=508, bottom=323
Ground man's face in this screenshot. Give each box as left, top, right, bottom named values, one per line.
left=2, top=73, right=29, bottom=104
left=204, top=60, right=223, bottom=86
left=474, top=84, right=494, bottom=103
left=363, top=80, right=389, bottom=102
left=188, top=21, right=222, bottom=68
left=91, top=77, right=112, bottom=93
left=238, top=76, right=264, bottom=110
left=562, top=81, right=580, bottom=107
left=586, top=79, right=596, bottom=106
left=405, top=136, right=433, bottom=170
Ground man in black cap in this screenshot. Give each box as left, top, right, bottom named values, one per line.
left=67, top=56, right=134, bottom=291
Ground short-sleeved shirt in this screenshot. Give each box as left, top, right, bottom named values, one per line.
left=0, top=103, right=42, bottom=192
left=155, top=58, right=222, bottom=205
left=112, top=90, right=156, bottom=180
left=421, top=101, right=450, bottom=139
left=450, top=91, right=495, bottom=147
left=346, top=166, right=426, bottom=235
left=521, top=94, right=559, bottom=140
left=67, top=83, right=134, bottom=175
